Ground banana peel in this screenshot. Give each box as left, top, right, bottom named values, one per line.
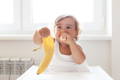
left=36, top=36, right=54, bottom=74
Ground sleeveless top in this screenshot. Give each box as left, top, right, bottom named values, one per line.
left=44, top=41, right=89, bottom=73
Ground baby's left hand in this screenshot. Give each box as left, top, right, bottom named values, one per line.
left=60, top=32, right=74, bottom=45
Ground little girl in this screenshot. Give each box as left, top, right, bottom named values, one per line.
left=33, top=15, right=89, bottom=72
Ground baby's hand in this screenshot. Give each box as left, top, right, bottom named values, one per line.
left=39, top=27, right=50, bottom=38
left=60, top=32, right=74, bottom=45
left=33, top=27, right=50, bottom=45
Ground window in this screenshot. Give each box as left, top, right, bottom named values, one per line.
left=0, top=0, right=21, bottom=34
left=32, top=0, right=94, bottom=23
left=0, top=0, right=13, bottom=24
left=0, top=0, right=111, bottom=35
left=31, top=0, right=106, bottom=34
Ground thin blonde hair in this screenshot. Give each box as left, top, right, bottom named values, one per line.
left=54, top=15, right=80, bottom=40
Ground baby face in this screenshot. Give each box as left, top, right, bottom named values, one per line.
left=55, top=17, right=77, bottom=41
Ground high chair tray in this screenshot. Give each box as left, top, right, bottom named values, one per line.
left=17, top=65, right=113, bottom=80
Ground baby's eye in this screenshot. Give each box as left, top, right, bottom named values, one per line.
left=66, top=26, right=72, bottom=29
left=57, top=26, right=61, bottom=29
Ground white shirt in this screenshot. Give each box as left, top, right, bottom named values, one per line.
left=45, top=41, right=89, bottom=73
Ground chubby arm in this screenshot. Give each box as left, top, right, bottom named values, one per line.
left=60, top=33, right=86, bottom=64
left=33, top=30, right=42, bottom=45
left=69, top=42, right=86, bottom=64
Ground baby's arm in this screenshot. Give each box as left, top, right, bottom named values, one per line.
left=33, top=30, right=43, bottom=45
left=59, top=32, right=86, bottom=64
left=69, top=42, right=86, bottom=64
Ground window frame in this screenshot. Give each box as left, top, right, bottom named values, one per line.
left=0, top=0, right=21, bottom=34
left=0, top=0, right=112, bottom=35
left=27, top=0, right=107, bottom=34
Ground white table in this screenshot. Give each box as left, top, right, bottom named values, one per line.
left=17, top=65, right=113, bottom=80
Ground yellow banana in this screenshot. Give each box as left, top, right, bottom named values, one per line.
left=36, top=36, right=54, bottom=74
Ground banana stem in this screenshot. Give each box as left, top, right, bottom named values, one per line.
left=33, top=47, right=41, bottom=52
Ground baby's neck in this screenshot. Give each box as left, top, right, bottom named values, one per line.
left=59, top=43, right=71, bottom=55
left=60, top=43, right=68, bottom=47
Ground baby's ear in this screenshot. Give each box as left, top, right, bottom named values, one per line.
left=74, top=30, right=78, bottom=36
left=74, top=31, right=79, bottom=40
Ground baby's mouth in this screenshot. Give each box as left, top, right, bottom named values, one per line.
left=56, top=31, right=69, bottom=43
left=58, top=31, right=69, bottom=36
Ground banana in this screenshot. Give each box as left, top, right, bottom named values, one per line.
left=36, top=36, right=54, bottom=74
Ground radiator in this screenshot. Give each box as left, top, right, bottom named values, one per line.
left=0, top=58, right=34, bottom=80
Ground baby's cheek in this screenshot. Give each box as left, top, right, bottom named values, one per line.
left=56, top=32, right=61, bottom=37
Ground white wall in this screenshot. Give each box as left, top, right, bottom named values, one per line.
left=112, top=0, right=120, bottom=80
left=0, top=40, right=112, bottom=75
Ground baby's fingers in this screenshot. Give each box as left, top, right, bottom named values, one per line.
left=39, top=27, right=50, bottom=37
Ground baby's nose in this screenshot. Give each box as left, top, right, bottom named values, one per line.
left=60, top=30, right=67, bottom=33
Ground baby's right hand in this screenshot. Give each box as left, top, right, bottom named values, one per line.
left=33, top=27, right=50, bottom=45
left=39, top=27, right=50, bottom=38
